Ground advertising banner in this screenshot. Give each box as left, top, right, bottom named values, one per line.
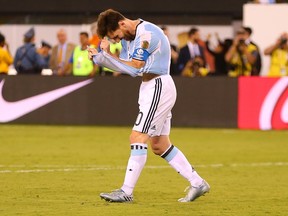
left=0, top=76, right=238, bottom=127
left=238, top=77, right=288, bottom=130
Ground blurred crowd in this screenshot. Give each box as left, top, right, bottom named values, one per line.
left=0, top=25, right=287, bottom=77
left=162, top=26, right=288, bottom=77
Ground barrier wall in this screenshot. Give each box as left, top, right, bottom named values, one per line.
left=2, top=75, right=287, bottom=129
left=0, top=75, right=238, bottom=128
left=238, top=77, right=288, bottom=130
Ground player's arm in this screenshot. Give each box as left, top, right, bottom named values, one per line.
left=88, top=38, right=147, bottom=76
left=88, top=46, right=140, bottom=77
left=120, top=58, right=145, bottom=69
left=242, top=48, right=257, bottom=65
left=100, top=38, right=145, bottom=69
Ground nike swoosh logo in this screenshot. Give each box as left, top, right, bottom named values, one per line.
left=0, top=78, right=93, bottom=123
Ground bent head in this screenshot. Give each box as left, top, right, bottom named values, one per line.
left=97, top=9, right=135, bottom=42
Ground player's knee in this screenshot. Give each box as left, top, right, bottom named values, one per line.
left=129, top=131, right=149, bottom=144
left=129, top=132, right=138, bottom=143
left=151, top=143, right=162, bottom=155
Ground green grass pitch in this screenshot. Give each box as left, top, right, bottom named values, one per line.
left=0, top=125, right=287, bottom=216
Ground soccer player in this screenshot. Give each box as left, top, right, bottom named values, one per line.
left=88, top=9, right=210, bottom=203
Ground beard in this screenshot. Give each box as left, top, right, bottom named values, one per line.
left=123, top=31, right=136, bottom=41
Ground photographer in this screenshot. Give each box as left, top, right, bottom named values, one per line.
left=177, top=28, right=206, bottom=75
left=225, top=27, right=260, bottom=77
left=205, top=33, right=232, bottom=75
left=181, top=56, right=209, bottom=77
left=264, top=33, right=288, bottom=77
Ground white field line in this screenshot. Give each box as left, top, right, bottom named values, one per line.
left=0, top=162, right=288, bottom=174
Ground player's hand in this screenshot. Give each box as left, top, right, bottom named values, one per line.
left=233, top=36, right=240, bottom=47
left=87, top=47, right=98, bottom=60
left=100, top=38, right=110, bottom=53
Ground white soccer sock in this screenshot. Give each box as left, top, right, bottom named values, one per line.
left=161, top=145, right=203, bottom=187
left=121, top=143, right=147, bottom=195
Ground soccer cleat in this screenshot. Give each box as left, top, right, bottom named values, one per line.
left=178, top=180, right=210, bottom=202
left=100, top=189, right=133, bottom=203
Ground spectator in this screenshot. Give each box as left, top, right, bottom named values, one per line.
left=177, top=27, right=206, bottom=74
left=243, top=27, right=262, bottom=75
left=264, top=32, right=288, bottom=77
left=161, top=26, right=179, bottom=76
left=66, top=32, right=98, bottom=76
left=14, top=28, right=46, bottom=74
left=225, top=27, right=261, bottom=77
left=49, top=29, right=75, bottom=76
left=37, top=40, right=52, bottom=68
left=181, top=56, right=209, bottom=77
left=0, top=32, right=13, bottom=74
left=205, top=33, right=232, bottom=75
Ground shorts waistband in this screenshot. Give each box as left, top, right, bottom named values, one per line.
left=142, top=73, right=160, bottom=82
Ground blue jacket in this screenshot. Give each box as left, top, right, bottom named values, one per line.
left=14, top=43, right=46, bottom=74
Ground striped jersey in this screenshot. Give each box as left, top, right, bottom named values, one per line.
left=119, top=20, right=171, bottom=76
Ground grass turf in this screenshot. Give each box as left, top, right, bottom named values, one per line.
left=0, top=125, right=287, bottom=216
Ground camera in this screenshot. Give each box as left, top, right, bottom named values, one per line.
left=238, top=39, right=245, bottom=46
left=192, top=61, right=201, bottom=68
left=280, top=37, right=287, bottom=46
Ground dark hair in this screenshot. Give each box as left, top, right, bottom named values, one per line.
left=161, top=26, right=167, bottom=31
left=97, top=9, right=125, bottom=38
left=0, top=33, right=5, bottom=44
left=188, top=28, right=199, bottom=37
left=80, top=32, right=89, bottom=38
left=243, top=27, right=252, bottom=35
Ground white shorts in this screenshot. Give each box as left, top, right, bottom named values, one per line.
left=133, top=75, right=177, bottom=137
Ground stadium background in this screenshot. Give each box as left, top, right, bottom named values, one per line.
left=0, top=0, right=247, bottom=24
left=1, top=1, right=288, bottom=129
left=1, top=1, right=287, bottom=74
left=0, top=2, right=288, bottom=216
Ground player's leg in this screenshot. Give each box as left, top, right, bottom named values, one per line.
left=100, top=77, right=162, bottom=202
left=120, top=131, right=150, bottom=196
left=118, top=77, right=166, bottom=198
left=150, top=117, right=210, bottom=202
left=150, top=135, right=204, bottom=184
left=99, top=130, right=149, bottom=203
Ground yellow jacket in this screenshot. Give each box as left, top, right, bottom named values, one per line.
left=228, top=43, right=258, bottom=77
left=0, top=47, right=13, bottom=73
left=268, top=48, right=288, bottom=77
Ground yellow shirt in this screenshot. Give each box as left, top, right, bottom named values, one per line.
left=228, top=43, right=258, bottom=77
left=0, top=47, right=13, bottom=73
left=267, top=48, right=288, bottom=77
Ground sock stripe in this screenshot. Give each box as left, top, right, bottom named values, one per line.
left=162, top=145, right=179, bottom=162
left=161, top=145, right=174, bottom=159
left=130, top=144, right=148, bottom=156
left=131, top=145, right=148, bottom=150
